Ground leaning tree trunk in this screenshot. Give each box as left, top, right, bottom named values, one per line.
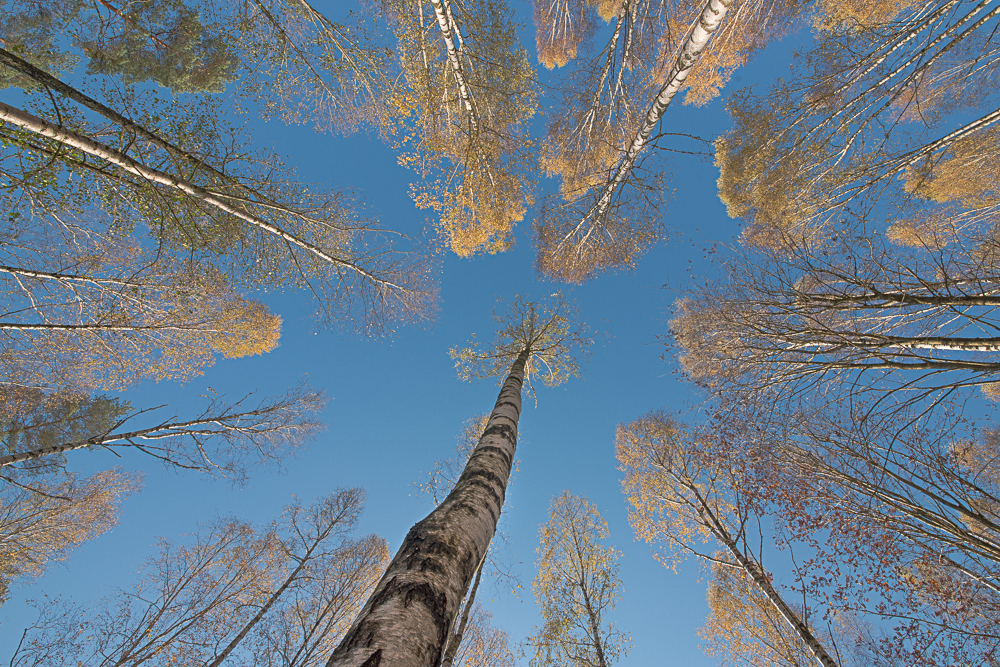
left=326, top=348, right=529, bottom=667
left=692, top=487, right=840, bottom=667
left=587, top=0, right=733, bottom=220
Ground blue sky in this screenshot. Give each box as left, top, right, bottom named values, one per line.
left=0, top=3, right=813, bottom=663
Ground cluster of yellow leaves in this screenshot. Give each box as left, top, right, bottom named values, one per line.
left=208, top=299, right=282, bottom=359
left=813, top=0, right=925, bottom=31
left=904, top=128, right=1000, bottom=209
left=0, top=469, right=139, bottom=596
left=699, top=561, right=815, bottom=667
left=953, top=431, right=1000, bottom=487
left=616, top=413, right=732, bottom=569
left=886, top=209, right=961, bottom=250
left=529, top=491, right=629, bottom=667
left=534, top=195, right=665, bottom=284
left=715, top=113, right=823, bottom=251
left=388, top=0, right=538, bottom=258
left=541, top=121, right=626, bottom=202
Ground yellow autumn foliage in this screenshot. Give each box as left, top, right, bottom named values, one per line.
left=0, top=469, right=139, bottom=593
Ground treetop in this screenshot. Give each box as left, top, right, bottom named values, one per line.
left=449, top=293, right=591, bottom=388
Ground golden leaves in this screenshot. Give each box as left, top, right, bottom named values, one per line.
left=386, top=0, right=538, bottom=257
left=616, top=413, right=730, bottom=568
left=0, top=468, right=139, bottom=592
left=449, top=293, right=590, bottom=386
left=528, top=491, right=629, bottom=667
left=699, top=560, right=816, bottom=667
left=903, top=127, right=1000, bottom=209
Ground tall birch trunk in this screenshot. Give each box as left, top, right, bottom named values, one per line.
left=428, top=0, right=479, bottom=134
left=586, top=0, right=733, bottom=220
left=326, top=349, right=529, bottom=667
left=0, top=102, right=403, bottom=291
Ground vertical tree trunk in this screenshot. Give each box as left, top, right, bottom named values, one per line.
left=327, top=349, right=529, bottom=667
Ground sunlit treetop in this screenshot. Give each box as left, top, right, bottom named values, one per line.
left=449, top=293, right=591, bottom=387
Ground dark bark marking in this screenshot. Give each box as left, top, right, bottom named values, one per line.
left=482, top=423, right=516, bottom=442
left=359, top=650, right=382, bottom=667
left=492, top=400, right=521, bottom=415
left=474, top=444, right=513, bottom=468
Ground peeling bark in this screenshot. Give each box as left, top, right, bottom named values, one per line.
left=326, top=349, right=529, bottom=667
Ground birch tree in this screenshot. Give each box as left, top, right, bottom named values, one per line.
left=526, top=492, right=629, bottom=667
left=670, top=221, right=1000, bottom=421
left=534, top=0, right=734, bottom=283
left=10, top=489, right=388, bottom=667
left=0, top=468, right=138, bottom=602
left=420, top=414, right=520, bottom=667
left=0, top=384, right=324, bottom=484
left=442, top=603, right=517, bottom=667
left=616, top=412, right=841, bottom=667
left=729, top=404, right=1000, bottom=666
left=0, top=234, right=281, bottom=393
left=377, top=0, right=538, bottom=257
left=327, top=294, right=590, bottom=667
left=700, top=560, right=838, bottom=667
left=533, top=0, right=810, bottom=283
left=715, top=0, right=1000, bottom=250
left=0, top=48, right=434, bottom=334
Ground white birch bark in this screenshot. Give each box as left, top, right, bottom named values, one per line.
left=326, top=349, right=529, bottom=667
left=784, top=335, right=1000, bottom=352
left=0, top=102, right=406, bottom=292
left=586, top=0, right=733, bottom=221
left=427, top=0, right=479, bottom=134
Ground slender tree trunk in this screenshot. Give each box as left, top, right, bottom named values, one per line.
left=587, top=0, right=733, bottom=220
left=0, top=322, right=213, bottom=332
left=578, top=580, right=609, bottom=667
left=692, top=487, right=840, bottom=667
left=327, top=349, right=529, bottom=667
left=427, top=0, right=479, bottom=134
left=0, top=101, right=403, bottom=291
left=0, top=412, right=272, bottom=468
left=804, top=293, right=1000, bottom=308
left=0, top=48, right=219, bottom=181
left=206, top=539, right=324, bottom=667
left=439, top=554, right=484, bottom=667
left=787, top=334, right=1000, bottom=352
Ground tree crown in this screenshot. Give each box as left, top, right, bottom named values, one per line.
left=449, top=293, right=590, bottom=387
